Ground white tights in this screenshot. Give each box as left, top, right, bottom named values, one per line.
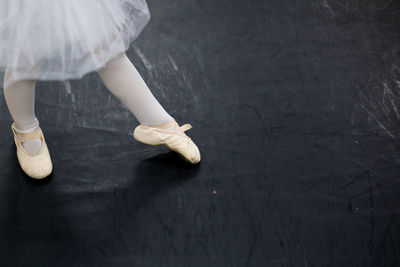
left=3, top=52, right=174, bottom=154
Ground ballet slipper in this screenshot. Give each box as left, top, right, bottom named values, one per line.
left=11, top=123, right=53, bottom=179
left=133, top=119, right=201, bottom=164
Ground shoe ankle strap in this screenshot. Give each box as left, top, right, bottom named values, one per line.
left=179, top=124, right=192, bottom=132
left=11, top=123, right=42, bottom=142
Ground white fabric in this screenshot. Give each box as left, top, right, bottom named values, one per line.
left=0, top=0, right=150, bottom=87
left=98, top=52, right=174, bottom=126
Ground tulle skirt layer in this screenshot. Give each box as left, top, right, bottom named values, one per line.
left=0, top=0, right=150, bottom=86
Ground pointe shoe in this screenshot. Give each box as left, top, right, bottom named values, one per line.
left=11, top=123, right=53, bottom=179
left=133, top=119, right=201, bottom=164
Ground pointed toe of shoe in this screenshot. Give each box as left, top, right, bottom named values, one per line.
left=170, top=138, right=201, bottom=164
left=186, top=142, right=201, bottom=164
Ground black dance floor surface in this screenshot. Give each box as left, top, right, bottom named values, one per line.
left=0, top=0, right=399, bottom=266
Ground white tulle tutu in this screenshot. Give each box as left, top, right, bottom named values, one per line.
left=0, top=0, right=150, bottom=87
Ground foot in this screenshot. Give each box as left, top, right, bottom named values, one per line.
left=22, top=139, right=42, bottom=154
left=133, top=119, right=201, bottom=164
left=11, top=123, right=53, bottom=179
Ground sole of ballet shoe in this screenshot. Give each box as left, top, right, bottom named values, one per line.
left=133, top=120, right=201, bottom=164
left=11, top=123, right=53, bottom=179
left=135, top=138, right=196, bottom=164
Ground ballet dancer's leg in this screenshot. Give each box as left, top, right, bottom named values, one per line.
left=97, top=52, right=200, bottom=163
left=97, top=52, right=174, bottom=127
left=3, top=68, right=42, bottom=154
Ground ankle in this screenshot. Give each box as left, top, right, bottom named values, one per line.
left=14, top=118, right=40, bottom=133
left=146, top=118, right=176, bottom=130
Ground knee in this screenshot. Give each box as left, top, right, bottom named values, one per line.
left=3, top=67, right=19, bottom=89
left=3, top=67, right=35, bottom=90
left=98, top=52, right=128, bottom=76
left=108, top=52, right=128, bottom=67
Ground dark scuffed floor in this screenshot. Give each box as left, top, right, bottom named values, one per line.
left=1, top=0, right=400, bottom=266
